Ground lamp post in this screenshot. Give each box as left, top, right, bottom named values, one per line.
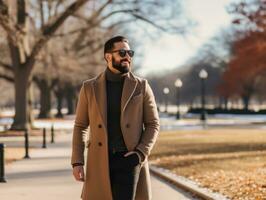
left=163, top=87, right=169, bottom=113
left=199, top=69, right=208, bottom=121
left=174, top=79, right=183, bottom=119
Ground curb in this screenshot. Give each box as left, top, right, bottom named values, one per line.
left=149, top=165, right=229, bottom=200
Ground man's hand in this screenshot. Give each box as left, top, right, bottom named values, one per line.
left=124, top=150, right=145, bottom=163
left=73, top=165, right=85, bottom=182
left=123, top=151, right=140, bottom=167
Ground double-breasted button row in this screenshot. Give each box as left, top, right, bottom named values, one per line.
left=97, top=124, right=102, bottom=146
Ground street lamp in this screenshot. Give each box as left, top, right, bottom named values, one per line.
left=174, top=79, right=183, bottom=119
left=163, top=87, right=169, bottom=113
left=199, top=69, right=208, bottom=121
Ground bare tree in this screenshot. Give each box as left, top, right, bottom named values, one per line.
left=0, top=0, right=89, bottom=130
left=0, top=0, right=187, bottom=130
left=32, top=21, right=110, bottom=119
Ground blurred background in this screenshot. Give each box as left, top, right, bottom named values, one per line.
left=0, top=0, right=265, bottom=200
left=1, top=0, right=265, bottom=129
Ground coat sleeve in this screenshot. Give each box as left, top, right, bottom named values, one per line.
left=71, top=82, right=90, bottom=166
left=135, top=80, right=160, bottom=159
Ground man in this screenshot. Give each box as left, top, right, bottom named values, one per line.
left=71, top=36, right=160, bottom=200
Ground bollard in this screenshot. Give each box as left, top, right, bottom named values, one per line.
left=24, top=129, right=30, bottom=159
left=51, top=124, right=54, bottom=143
left=42, top=128, right=47, bottom=148
left=0, top=143, right=7, bottom=183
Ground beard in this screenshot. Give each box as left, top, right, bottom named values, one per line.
left=112, top=57, right=130, bottom=74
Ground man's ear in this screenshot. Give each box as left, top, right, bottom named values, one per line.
left=104, top=53, right=112, bottom=62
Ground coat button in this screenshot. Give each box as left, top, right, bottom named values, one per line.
left=98, top=142, right=102, bottom=146
left=126, top=123, right=130, bottom=128
left=98, top=124, right=102, bottom=128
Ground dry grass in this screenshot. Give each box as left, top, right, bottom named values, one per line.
left=150, top=129, right=266, bottom=200
left=0, top=129, right=43, bottom=137
left=5, top=147, right=26, bottom=164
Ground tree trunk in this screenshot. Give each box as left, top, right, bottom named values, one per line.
left=10, top=67, right=30, bottom=130
left=54, top=89, right=64, bottom=118
left=5, top=0, right=89, bottom=130
left=242, top=95, right=250, bottom=111
left=66, top=85, right=75, bottom=115
left=220, top=97, right=228, bottom=110
left=38, top=80, right=52, bottom=118
left=224, top=98, right=228, bottom=110
left=8, top=14, right=33, bottom=130
left=28, top=82, right=35, bottom=129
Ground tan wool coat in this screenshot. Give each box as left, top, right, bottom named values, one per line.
left=71, top=70, right=160, bottom=200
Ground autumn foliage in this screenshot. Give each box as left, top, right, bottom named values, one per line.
left=219, top=0, right=266, bottom=109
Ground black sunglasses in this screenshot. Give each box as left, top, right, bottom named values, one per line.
left=110, top=49, right=135, bottom=58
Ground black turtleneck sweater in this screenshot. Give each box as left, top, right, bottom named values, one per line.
left=105, top=68, right=128, bottom=153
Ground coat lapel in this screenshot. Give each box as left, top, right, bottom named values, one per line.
left=121, top=72, right=138, bottom=113
left=93, top=71, right=137, bottom=128
left=93, top=72, right=107, bottom=128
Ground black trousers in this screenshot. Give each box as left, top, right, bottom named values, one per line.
left=108, top=151, right=141, bottom=200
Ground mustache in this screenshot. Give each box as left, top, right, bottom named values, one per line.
left=120, top=59, right=130, bottom=63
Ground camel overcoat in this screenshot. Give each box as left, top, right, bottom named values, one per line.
left=71, top=70, right=160, bottom=200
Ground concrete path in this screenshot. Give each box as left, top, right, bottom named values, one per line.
left=0, top=132, right=197, bottom=200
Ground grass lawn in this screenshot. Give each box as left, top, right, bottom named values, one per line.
left=150, top=129, right=266, bottom=200
left=0, top=129, right=43, bottom=137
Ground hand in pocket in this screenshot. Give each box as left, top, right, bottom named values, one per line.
left=123, top=151, right=140, bottom=168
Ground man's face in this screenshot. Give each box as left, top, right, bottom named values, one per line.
left=107, top=41, right=133, bottom=74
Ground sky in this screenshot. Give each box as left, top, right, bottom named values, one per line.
left=137, top=0, right=234, bottom=76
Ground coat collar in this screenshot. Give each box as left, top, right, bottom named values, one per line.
left=93, top=70, right=138, bottom=128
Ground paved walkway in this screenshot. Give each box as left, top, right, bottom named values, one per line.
left=0, top=131, right=197, bottom=200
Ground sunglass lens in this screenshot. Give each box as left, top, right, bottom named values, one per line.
left=118, top=49, right=127, bottom=57
left=128, top=50, right=134, bottom=57
left=117, top=49, right=134, bottom=57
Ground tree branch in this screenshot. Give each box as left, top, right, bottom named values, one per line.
left=62, top=9, right=139, bottom=39
left=75, top=37, right=103, bottom=52
left=0, top=1, right=14, bottom=41
left=0, top=72, right=14, bottom=82
left=54, top=0, right=64, bottom=16
left=26, top=0, right=89, bottom=74
left=85, top=0, right=112, bottom=23
left=39, top=0, right=45, bottom=27
left=99, top=9, right=139, bottom=23
left=102, top=19, right=136, bottom=30
left=131, top=13, right=167, bottom=31
left=61, top=0, right=114, bottom=38
left=53, top=26, right=93, bottom=37
left=0, top=0, right=8, bottom=17
left=32, top=75, right=42, bottom=86
left=17, top=0, right=26, bottom=26
left=41, top=0, right=89, bottom=36
left=0, top=61, right=13, bottom=72
left=0, top=1, right=27, bottom=45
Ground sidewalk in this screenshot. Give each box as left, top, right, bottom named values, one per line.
left=0, top=131, right=197, bottom=200
left=0, top=133, right=81, bottom=200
